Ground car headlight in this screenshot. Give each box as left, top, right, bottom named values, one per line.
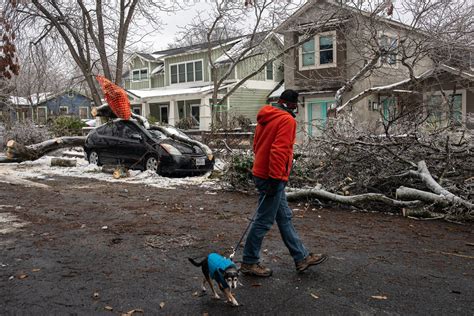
left=160, top=143, right=182, bottom=156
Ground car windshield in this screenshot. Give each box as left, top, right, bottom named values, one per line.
left=148, top=129, right=166, bottom=139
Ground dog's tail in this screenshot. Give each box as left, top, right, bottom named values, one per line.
left=188, top=257, right=205, bottom=267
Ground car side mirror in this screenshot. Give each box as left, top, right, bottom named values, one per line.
left=131, top=133, right=142, bottom=141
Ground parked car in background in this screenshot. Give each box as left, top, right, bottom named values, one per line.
left=83, top=119, right=214, bottom=177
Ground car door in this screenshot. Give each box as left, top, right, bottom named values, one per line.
left=93, top=123, right=119, bottom=165
left=115, top=121, right=148, bottom=167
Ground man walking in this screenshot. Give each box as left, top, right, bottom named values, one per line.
left=240, top=89, right=327, bottom=277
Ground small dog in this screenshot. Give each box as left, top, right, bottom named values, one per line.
left=188, top=253, right=240, bottom=306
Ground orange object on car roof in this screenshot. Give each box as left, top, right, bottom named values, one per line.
left=96, top=75, right=131, bottom=120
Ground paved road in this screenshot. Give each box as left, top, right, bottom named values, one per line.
left=1, top=176, right=473, bottom=315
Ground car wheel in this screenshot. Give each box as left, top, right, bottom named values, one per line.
left=88, top=151, right=101, bottom=165
left=145, top=155, right=159, bottom=173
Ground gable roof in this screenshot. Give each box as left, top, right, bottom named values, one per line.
left=9, top=90, right=92, bottom=106
left=275, top=0, right=414, bottom=34
left=131, top=32, right=280, bottom=66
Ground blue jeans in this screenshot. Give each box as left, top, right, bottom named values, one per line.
left=242, top=176, right=309, bottom=264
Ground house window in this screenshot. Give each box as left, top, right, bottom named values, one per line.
left=319, top=35, right=334, bottom=65
left=79, top=107, right=89, bottom=119
left=59, top=106, right=68, bottom=115
left=302, top=39, right=315, bottom=66
left=266, top=61, right=273, bottom=80
left=132, top=107, right=141, bottom=115
left=37, top=106, right=47, bottom=124
left=170, top=60, right=203, bottom=84
left=191, top=104, right=200, bottom=128
left=428, top=94, right=462, bottom=125
left=379, top=35, right=398, bottom=66
left=299, top=31, right=337, bottom=69
left=132, top=68, right=148, bottom=81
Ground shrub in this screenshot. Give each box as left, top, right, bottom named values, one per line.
left=222, top=151, right=254, bottom=190
left=236, top=114, right=252, bottom=131
left=3, top=120, right=51, bottom=147
left=147, top=115, right=157, bottom=125
left=49, top=116, right=86, bottom=136
left=175, top=117, right=195, bottom=130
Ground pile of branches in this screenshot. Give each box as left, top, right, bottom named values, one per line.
left=289, top=115, right=473, bottom=220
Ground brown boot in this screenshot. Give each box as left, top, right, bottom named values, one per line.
left=240, top=263, right=273, bottom=277
left=295, top=253, right=327, bottom=272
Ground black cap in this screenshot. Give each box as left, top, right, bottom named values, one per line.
left=279, top=89, right=299, bottom=104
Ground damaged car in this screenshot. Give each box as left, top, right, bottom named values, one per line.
left=84, top=119, right=214, bottom=176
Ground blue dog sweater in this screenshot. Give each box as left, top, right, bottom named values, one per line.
left=207, top=253, right=236, bottom=288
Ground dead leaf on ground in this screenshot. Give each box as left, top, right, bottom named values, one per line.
left=159, top=302, right=165, bottom=309
left=192, top=291, right=199, bottom=296
left=310, top=293, right=319, bottom=299
left=31, top=268, right=41, bottom=272
left=104, top=305, right=113, bottom=311
left=17, top=274, right=28, bottom=279
left=371, top=295, right=388, bottom=300
left=121, top=308, right=144, bottom=316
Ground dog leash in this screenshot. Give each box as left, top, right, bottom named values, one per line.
left=229, top=194, right=267, bottom=259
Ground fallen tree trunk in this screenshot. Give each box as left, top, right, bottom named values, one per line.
left=50, top=157, right=77, bottom=167
left=5, top=137, right=86, bottom=162
left=287, top=187, right=422, bottom=209
left=150, top=126, right=213, bottom=160
left=91, top=104, right=117, bottom=118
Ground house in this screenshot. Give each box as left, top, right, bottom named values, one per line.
left=8, top=91, right=93, bottom=124
left=275, top=0, right=474, bottom=136
left=124, top=33, right=284, bottom=131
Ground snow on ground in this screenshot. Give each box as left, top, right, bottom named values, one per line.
left=0, top=153, right=222, bottom=190
left=0, top=205, right=28, bottom=239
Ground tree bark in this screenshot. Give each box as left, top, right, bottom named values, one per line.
left=6, top=137, right=86, bottom=161
left=50, top=157, right=77, bottom=167
left=396, top=186, right=450, bottom=207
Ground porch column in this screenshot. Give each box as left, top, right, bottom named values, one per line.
left=200, top=97, right=212, bottom=131
left=169, top=99, right=176, bottom=126
left=141, top=101, right=150, bottom=117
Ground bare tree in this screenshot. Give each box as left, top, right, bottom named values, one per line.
left=8, top=0, right=178, bottom=106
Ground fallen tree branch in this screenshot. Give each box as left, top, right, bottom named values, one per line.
left=150, top=126, right=214, bottom=160
left=287, top=187, right=422, bottom=209
left=410, top=161, right=474, bottom=209
left=6, top=137, right=86, bottom=162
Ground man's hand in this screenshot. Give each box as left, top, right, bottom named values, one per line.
left=266, top=177, right=281, bottom=197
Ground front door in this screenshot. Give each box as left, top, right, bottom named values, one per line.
left=308, top=101, right=330, bottom=137
left=382, top=97, right=396, bottom=121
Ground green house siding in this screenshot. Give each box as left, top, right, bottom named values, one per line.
left=151, top=74, right=165, bottom=88
left=131, top=57, right=148, bottom=69
left=237, top=57, right=265, bottom=81
left=228, top=88, right=270, bottom=122
left=129, top=80, right=149, bottom=90
left=213, top=64, right=235, bottom=81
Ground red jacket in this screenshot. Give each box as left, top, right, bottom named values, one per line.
left=252, top=105, right=296, bottom=182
